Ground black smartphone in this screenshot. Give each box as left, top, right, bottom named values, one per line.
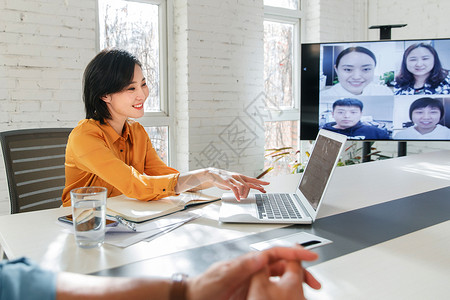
left=58, top=214, right=118, bottom=227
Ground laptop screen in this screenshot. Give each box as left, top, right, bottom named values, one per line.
left=298, top=134, right=343, bottom=210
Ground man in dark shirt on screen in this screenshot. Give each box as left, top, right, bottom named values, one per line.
left=322, top=98, right=390, bottom=140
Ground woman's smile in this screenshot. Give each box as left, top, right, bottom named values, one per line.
left=133, top=103, right=144, bottom=110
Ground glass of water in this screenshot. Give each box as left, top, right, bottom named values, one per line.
left=70, top=187, right=107, bottom=248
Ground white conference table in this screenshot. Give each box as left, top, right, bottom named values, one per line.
left=0, top=150, right=449, bottom=299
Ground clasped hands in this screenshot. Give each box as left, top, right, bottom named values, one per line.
left=186, top=246, right=321, bottom=300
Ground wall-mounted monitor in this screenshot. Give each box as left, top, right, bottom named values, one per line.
left=300, top=38, right=450, bottom=141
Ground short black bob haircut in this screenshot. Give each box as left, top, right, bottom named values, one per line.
left=83, top=49, right=142, bottom=124
left=332, top=98, right=364, bottom=112
left=409, top=97, right=445, bottom=121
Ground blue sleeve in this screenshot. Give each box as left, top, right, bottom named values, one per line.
left=0, top=257, right=56, bottom=300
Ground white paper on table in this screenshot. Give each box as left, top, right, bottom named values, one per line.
left=106, top=222, right=181, bottom=248
left=106, top=211, right=201, bottom=233
left=57, top=211, right=201, bottom=248
left=104, top=211, right=201, bottom=248
left=250, top=232, right=332, bottom=251
left=143, top=222, right=185, bottom=243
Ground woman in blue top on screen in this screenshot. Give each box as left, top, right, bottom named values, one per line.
left=321, top=46, right=392, bottom=97
left=394, top=97, right=450, bottom=139
left=394, top=43, right=450, bottom=95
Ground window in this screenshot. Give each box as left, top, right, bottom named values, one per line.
left=98, top=0, right=173, bottom=164
left=264, top=21, right=295, bottom=110
left=144, top=126, right=169, bottom=163
left=263, top=2, right=301, bottom=176
left=264, top=0, right=299, bottom=10
left=264, top=120, right=299, bottom=175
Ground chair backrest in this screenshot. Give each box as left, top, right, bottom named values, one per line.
left=0, top=128, right=72, bottom=214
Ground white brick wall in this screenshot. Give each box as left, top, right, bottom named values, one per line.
left=367, top=0, right=450, bottom=41
left=175, top=0, right=265, bottom=175
left=173, top=0, right=190, bottom=173
left=302, top=0, right=368, bottom=43
left=0, top=0, right=96, bottom=215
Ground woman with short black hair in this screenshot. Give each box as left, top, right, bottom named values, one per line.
left=61, top=49, right=269, bottom=207
left=394, top=97, right=450, bottom=139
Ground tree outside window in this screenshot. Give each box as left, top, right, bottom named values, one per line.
left=263, top=5, right=301, bottom=176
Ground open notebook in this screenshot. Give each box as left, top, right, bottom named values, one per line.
left=106, top=191, right=220, bottom=222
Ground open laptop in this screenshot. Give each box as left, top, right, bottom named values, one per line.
left=219, top=129, right=347, bottom=224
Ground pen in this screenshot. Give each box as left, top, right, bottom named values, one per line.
left=299, top=240, right=321, bottom=247
left=114, top=215, right=137, bottom=231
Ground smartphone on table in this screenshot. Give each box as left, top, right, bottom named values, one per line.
left=58, top=214, right=119, bottom=227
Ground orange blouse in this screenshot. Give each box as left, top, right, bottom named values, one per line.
left=61, top=119, right=179, bottom=207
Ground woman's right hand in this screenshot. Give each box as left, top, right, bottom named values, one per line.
left=175, top=168, right=270, bottom=200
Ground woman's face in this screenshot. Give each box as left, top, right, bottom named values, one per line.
left=406, top=47, right=435, bottom=78
left=411, top=105, right=441, bottom=133
left=102, top=64, right=149, bottom=123
left=335, top=52, right=376, bottom=95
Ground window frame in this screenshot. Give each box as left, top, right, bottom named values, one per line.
left=263, top=5, right=302, bottom=123
left=262, top=5, right=302, bottom=176
left=96, top=0, right=176, bottom=166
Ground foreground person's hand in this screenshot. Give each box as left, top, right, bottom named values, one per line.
left=186, top=246, right=320, bottom=300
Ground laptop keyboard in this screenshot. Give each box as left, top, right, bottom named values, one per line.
left=255, top=194, right=302, bottom=220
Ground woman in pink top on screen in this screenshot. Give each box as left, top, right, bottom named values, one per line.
left=394, top=43, right=450, bottom=95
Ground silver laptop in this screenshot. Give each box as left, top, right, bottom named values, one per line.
left=219, top=129, right=347, bottom=224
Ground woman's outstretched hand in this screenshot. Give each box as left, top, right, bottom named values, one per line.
left=175, top=168, right=270, bottom=200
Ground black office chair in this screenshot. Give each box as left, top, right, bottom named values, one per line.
left=0, top=128, right=72, bottom=214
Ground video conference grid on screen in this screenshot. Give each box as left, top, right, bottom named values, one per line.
left=300, top=38, right=450, bottom=141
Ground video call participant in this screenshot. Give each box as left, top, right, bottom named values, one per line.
left=321, top=46, right=392, bottom=97
left=61, top=49, right=269, bottom=207
left=394, top=43, right=450, bottom=95
left=0, top=247, right=321, bottom=300
left=322, top=98, right=390, bottom=140
left=394, top=97, right=450, bottom=139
